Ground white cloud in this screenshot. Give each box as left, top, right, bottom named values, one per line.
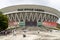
left=0, top=0, right=49, bottom=9
left=0, top=0, right=60, bottom=10
left=47, top=0, right=60, bottom=10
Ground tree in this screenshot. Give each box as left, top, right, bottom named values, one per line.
left=57, top=23, right=60, bottom=29
left=0, top=12, right=8, bottom=31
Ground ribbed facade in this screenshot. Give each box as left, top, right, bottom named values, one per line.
left=7, top=11, right=58, bottom=22
left=0, top=5, right=59, bottom=27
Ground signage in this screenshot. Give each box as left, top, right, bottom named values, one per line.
left=42, top=21, right=57, bottom=27
left=8, top=21, right=18, bottom=26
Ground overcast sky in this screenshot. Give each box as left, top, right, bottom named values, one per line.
left=0, top=0, right=60, bottom=23
left=0, top=0, right=60, bottom=10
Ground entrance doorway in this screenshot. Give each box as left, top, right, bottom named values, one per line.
left=25, top=19, right=37, bottom=26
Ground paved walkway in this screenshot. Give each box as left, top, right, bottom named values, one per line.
left=0, top=30, right=60, bottom=40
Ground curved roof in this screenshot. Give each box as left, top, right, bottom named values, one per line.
left=0, top=4, right=60, bottom=18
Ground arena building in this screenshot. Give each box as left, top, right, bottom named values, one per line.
left=0, top=5, right=60, bottom=28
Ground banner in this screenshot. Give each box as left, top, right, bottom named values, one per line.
left=42, top=21, right=57, bottom=27
left=19, top=22, right=25, bottom=26
left=8, top=21, right=18, bottom=26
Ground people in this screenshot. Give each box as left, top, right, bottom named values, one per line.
left=23, top=34, right=26, bottom=37
left=12, top=29, right=16, bottom=36
left=23, top=30, right=27, bottom=37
